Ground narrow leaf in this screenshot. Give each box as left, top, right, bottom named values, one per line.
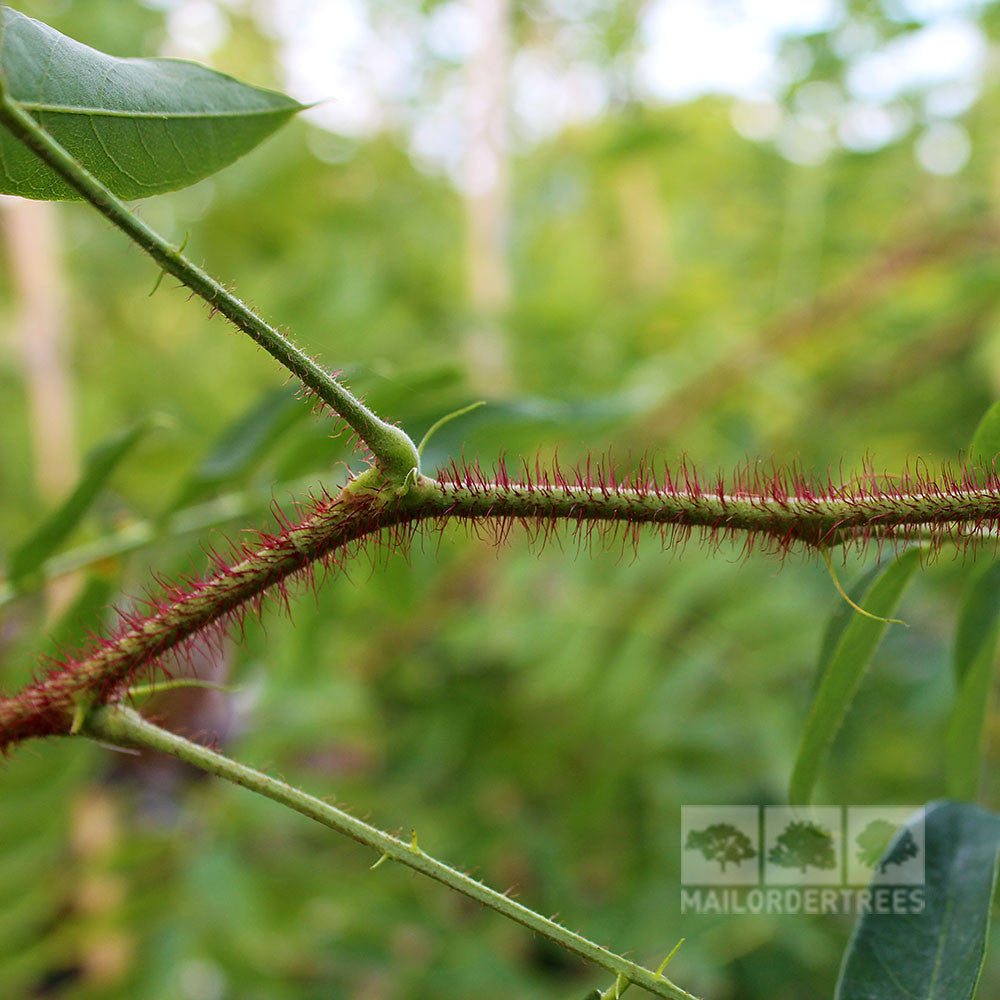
left=969, top=399, right=1000, bottom=475
left=953, top=562, right=1000, bottom=684
left=165, top=385, right=308, bottom=513
left=6, top=418, right=156, bottom=585
left=41, top=575, right=115, bottom=657
left=0, top=7, right=304, bottom=200
left=836, top=801, right=1000, bottom=1000
left=415, top=392, right=649, bottom=468
left=946, top=561, right=1000, bottom=800
left=790, top=548, right=922, bottom=804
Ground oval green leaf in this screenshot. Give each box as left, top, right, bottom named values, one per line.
left=789, top=547, right=923, bottom=804
left=946, top=561, right=1000, bottom=800
left=836, top=801, right=1000, bottom=1000
left=0, top=7, right=304, bottom=200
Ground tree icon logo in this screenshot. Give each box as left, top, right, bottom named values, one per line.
left=685, top=823, right=757, bottom=873
left=855, top=819, right=919, bottom=875
left=681, top=807, right=760, bottom=884
left=846, top=807, right=925, bottom=885
left=767, top=819, right=837, bottom=875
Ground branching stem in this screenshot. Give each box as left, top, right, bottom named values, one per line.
left=0, top=87, right=419, bottom=480
left=82, top=704, right=697, bottom=1000
left=4, top=470, right=1000, bottom=748
left=4, top=39, right=982, bottom=1000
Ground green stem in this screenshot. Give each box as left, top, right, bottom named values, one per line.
left=0, top=483, right=400, bottom=748
left=5, top=470, right=1000, bottom=748
left=0, top=89, right=418, bottom=481
left=594, top=975, right=632, bottom=999
left=420, top=477, right=1000, bottom=543
left=82, top=704, right=697, bottom=1000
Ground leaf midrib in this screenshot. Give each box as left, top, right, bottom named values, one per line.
left=925, top=891, right=956, bottom=999
left=16, top=102, right=298, bottom=119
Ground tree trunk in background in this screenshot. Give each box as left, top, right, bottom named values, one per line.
left=3, top=196, right=79, bottom=618
left=463, top=0, right=512, bottom=393
left=2, top=196, right=77, bottom=501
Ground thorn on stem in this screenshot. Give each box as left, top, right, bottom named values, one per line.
left=69, top=702, right=85, bottom=735
left=656, top=938, right=685, bottom=977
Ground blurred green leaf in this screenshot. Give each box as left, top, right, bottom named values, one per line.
left=0, top=6, right=304, bottom=200
left=836, top=801, right=1000, bottom=1000
left=0, top=740, right=95, bottom=999
left=946, top=561, right=1000, bottom=800
left=953, top=562, right=1000, bottom=685
left=969, top=400, right=1000, bottom=473
left=418, top=391, right=652, bottom=469
left=4, top=5, right=1000, bottom=995
left=6, top=418, right=155, bottom=586
left=166, top=385, right=308, bottom=513
left=790, top=548, right=922, bottom=804
left=42, top=574, right=115, bottom=656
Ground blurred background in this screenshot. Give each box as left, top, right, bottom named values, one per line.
left=2, top=0, right=1000, bottom=997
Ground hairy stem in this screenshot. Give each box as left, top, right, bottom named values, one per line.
left=4, top=465, right=1000, bottom=749
left=0, top=474, right=330, bottom=609
left=422, top=470, right=1000, bottom=548
left=1, top=471, right=987, bottom=612
left=82, top=704, right=696, bottom=1000
left=0, top=88, right=419, bottom=480
left=0, top=479, right=400, bottom=747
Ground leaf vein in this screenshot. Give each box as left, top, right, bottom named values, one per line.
left=13, top=102, right=298, bottom=120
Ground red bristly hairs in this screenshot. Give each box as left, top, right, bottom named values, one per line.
left=3, top=448, right=1000, bottom=753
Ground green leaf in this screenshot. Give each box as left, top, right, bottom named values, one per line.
left=0, top=7, right=304, bottom=200
left=969, top=399, right=1000, bottom=474
left=416, top=392, right=652, bottom=468
left=5, top=418, right=156, bottom=586
left=946, top=561, right=1000, bottom=800
left=41, top=575, right=116, bottom=656
left=953, top=562, right=1000, bottom=685
left=165, top=385, right=308, bottom=514
left=836, top=801, right=1000, bottom=1000
left=789, top=547, right=922, bottom=804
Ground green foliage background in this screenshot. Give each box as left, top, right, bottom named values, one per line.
left=2, top=1, right=1000, bottom=997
